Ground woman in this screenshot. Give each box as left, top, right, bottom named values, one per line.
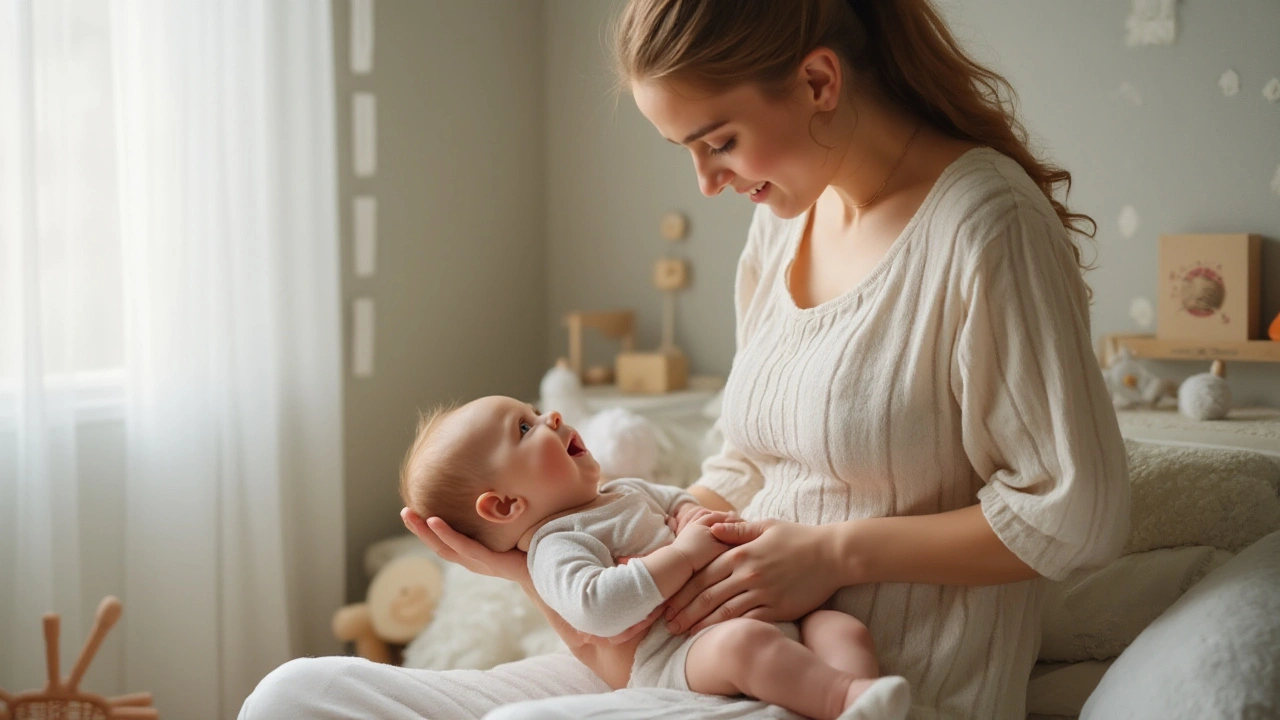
left=240, top=1, right=1128, bottom=718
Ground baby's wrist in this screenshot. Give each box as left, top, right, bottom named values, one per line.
left=673, top=501, right=699, bottom=520
left=671, top=534, right=716, bottom=572
left=667, top=543, right=699, bottom=577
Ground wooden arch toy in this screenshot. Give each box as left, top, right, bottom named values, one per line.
left=0, top=596, right=157, bottom=719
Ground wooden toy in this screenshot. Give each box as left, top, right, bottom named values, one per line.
left=616, top=350, right=688, bottom=394
left=0, top=596, right=158, bottom=719
left=616, top=212, right=691, bottom=394
left=561, top=310, right=636, bottom=386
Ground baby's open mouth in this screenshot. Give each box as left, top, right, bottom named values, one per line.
left=567, top=433, right=587, bottom=457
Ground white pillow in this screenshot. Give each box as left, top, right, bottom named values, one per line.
left=1081, top=530, right=1280, bottom=719
left=1039, top=545, right=1232, bottom=662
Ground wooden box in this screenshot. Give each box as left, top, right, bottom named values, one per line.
left=1157, top=234, right=1262, bottom=342
left=615, top=351, right=688, bottom=394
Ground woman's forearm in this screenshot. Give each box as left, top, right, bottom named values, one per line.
left=687, top=485, right=735, bottom=512
left=517, top=580, right=636, bottom=689
left=830, top=504, right=1040, bottom=586
left=518, top=579, right=587, bottom=649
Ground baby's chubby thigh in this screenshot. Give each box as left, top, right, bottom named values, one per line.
left=683, top=618, right=801, bottom=696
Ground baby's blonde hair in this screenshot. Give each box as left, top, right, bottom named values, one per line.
left=399, top=403, right=503, bottom=550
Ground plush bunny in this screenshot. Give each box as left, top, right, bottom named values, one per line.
left=1178, top=360, right=1232, bottom=421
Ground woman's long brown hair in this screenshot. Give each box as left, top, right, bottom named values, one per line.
left=615, top=0, right=1097, bottom=282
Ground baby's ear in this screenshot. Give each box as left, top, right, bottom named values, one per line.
left=475, top=492, right=527, bottom=524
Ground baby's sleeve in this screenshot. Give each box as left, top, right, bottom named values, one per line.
left=951, top=210, right=1130, bottom=581
left=529, top=531, right=665, bottom=638
left=609, top=478, right=697, bottom=515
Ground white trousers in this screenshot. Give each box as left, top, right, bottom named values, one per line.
left=237, top=653, right=801, bottom=720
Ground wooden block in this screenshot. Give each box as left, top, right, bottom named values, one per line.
left=1157, top=234, right=1262, bottom=342
left=563, top=310, right=636, bottom=381
left=615, top=351, right=688, bottom=394
left=653, top=258, right=689, bottom=291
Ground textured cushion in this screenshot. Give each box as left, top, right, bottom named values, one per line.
left=1123, top=439, right=1280, bottom=554
left=1081, top=530, right=1280, bottom=719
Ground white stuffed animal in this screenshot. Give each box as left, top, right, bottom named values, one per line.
left=1104, top=347, right=1176, bottom=409
left=1178, top=360, right=1232, bottom=421
left=402, top=563, right=566, bottom=670
left=539, top=362, right=660, bottom=481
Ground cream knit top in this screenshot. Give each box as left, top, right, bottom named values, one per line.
left=693, top=148, right=1130, bottom=720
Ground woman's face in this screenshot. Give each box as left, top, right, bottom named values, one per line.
left=632, top=78, right=838, bottom=219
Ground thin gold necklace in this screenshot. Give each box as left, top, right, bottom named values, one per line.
left=850, top=120, right=923, bottom=209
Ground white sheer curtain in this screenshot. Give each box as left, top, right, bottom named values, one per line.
left=0, top=1, right=345, bottom=715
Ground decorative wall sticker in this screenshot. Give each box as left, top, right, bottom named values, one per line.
left=1117, top=82, right=1144, bottom=107
left=354, top=196, right=377, bottom=277
left=1125, top=0, right=1177, bottom=47
left=353, top=297, right=376, bottom=378
left=350, top=0, right=374, bottom=74
left=1129, top=296, right=1155, bottom=329
left=1218, top=69, right=1240, bottom=97
left=353, top=93, right=377, bottom=177
left=1119, top=205, right=1141, bottom=238
left=1263, top=78, right=1280, bottom=104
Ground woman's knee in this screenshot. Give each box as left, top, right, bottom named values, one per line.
left=483, top=699, right=578, bottom=720
left=238, top=656, right=357, bottom=718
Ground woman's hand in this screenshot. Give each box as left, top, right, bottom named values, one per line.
left=664, top=519, right=844, bottom=635
left=401, top=508, right=530, bottom=586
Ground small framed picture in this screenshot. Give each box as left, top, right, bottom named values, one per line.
left=1157, top=234, right=1262, bottom=342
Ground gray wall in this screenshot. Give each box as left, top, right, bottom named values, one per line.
left=545, top=0, right=749, bottom=376
left=334, top=0, right=547, bottom=600
left=544, top=0, right=1280, bottom=405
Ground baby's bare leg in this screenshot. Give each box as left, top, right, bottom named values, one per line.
left=801, top=609, right=879, bottom=678
left=684, top=618, right=856, bottom=720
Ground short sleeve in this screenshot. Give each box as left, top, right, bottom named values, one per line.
left=951, top=209, right=1130, bottom=581
left=691, top=207, right=767, bottom=511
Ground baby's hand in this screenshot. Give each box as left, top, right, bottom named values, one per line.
left=670, top=503, right=738, bottom=535
left=671, top=512, right=738, bottom=572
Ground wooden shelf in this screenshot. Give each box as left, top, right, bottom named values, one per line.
left=1099, top=333, right=1280, bottom=366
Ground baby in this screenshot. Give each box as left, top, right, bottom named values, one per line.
left=400, top=395, right=909, bottom=720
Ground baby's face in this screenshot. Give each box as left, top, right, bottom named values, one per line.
left=454, top=396, right=600, bottom=518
